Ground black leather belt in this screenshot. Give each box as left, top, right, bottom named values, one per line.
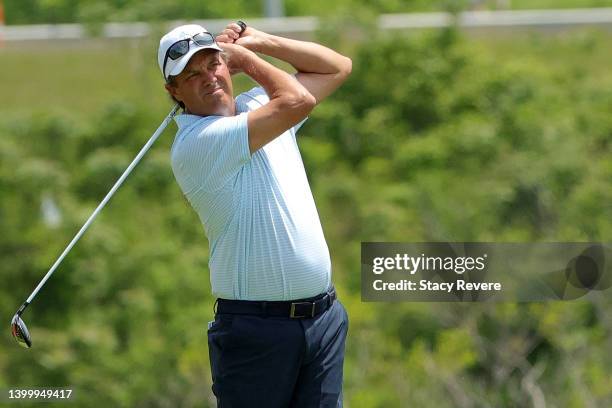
left=215, top=287, right=336, bottom=319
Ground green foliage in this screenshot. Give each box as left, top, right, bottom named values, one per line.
left=4, top=0, right=263, bottom=24
left=303, top=27, right=612, bottom=406
left=1, top=22, right=612, bottom=408
left=7, top=0, right=612, bottom=26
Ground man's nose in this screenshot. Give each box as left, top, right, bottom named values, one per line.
left=204, top=69, right=217, bottom=82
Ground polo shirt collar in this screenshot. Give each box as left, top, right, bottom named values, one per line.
left=174, top=101, right=244, bottom=130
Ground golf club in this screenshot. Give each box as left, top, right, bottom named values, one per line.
left=11, top=104, right=180, bottom=348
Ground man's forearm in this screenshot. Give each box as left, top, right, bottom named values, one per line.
left=239, top=47, right=308, bottom=99
left=245, top=34, right=350, bottom=76
left=219, top=23, right=351, bottom=104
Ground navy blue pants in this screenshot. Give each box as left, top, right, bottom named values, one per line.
left=207, top=298, right=349, bottom=407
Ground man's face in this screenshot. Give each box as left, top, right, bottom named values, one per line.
left=166, top=49, right=234, bottom=117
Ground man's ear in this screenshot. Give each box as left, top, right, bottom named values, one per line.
left=165, top=83, right=181, bottom=101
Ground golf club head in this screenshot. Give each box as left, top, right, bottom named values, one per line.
left=11, top=314, right=32, bottom=348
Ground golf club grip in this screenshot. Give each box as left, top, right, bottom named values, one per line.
left=24, top=104, right=180, bottom=304
left=213, top=21, right=246, bottom=39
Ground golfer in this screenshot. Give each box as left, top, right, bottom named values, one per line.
left=158, top=21, right=352, bottom=407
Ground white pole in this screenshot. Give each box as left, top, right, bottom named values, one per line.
left=264, top=0, right=285, bottom=18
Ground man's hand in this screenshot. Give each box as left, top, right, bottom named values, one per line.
left=215, top=22, right=267, bottom=51
left=217, top=41, right=251, bottom=76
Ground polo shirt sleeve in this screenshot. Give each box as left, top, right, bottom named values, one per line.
left=292, top=117, right=308, bottom=134
left=179, top=112, right=250, bottom=192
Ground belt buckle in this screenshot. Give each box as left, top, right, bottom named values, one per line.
left=290, top=301, right=315, bottom=318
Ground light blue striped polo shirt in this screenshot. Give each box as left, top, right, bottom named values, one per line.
left=170, top=86, right=332, bottom=301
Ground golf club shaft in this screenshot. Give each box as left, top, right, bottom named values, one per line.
left=24, top=104, right=180, bottom=305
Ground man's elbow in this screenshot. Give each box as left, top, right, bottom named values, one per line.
left=297, top=91, right=316, bottom=116
left=302, top=91, right=317, bottom=112
left=283, top=90, right=316, bottom=116
left=339, top=56, right=352, bottom=79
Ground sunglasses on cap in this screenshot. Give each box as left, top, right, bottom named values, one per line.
left=162, top=32, right=217, bottom=80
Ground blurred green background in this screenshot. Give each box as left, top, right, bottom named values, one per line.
left=1, top=1, right=611, bottom=407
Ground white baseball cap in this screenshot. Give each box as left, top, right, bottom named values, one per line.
left=158, top=24, right=223, bottom=81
